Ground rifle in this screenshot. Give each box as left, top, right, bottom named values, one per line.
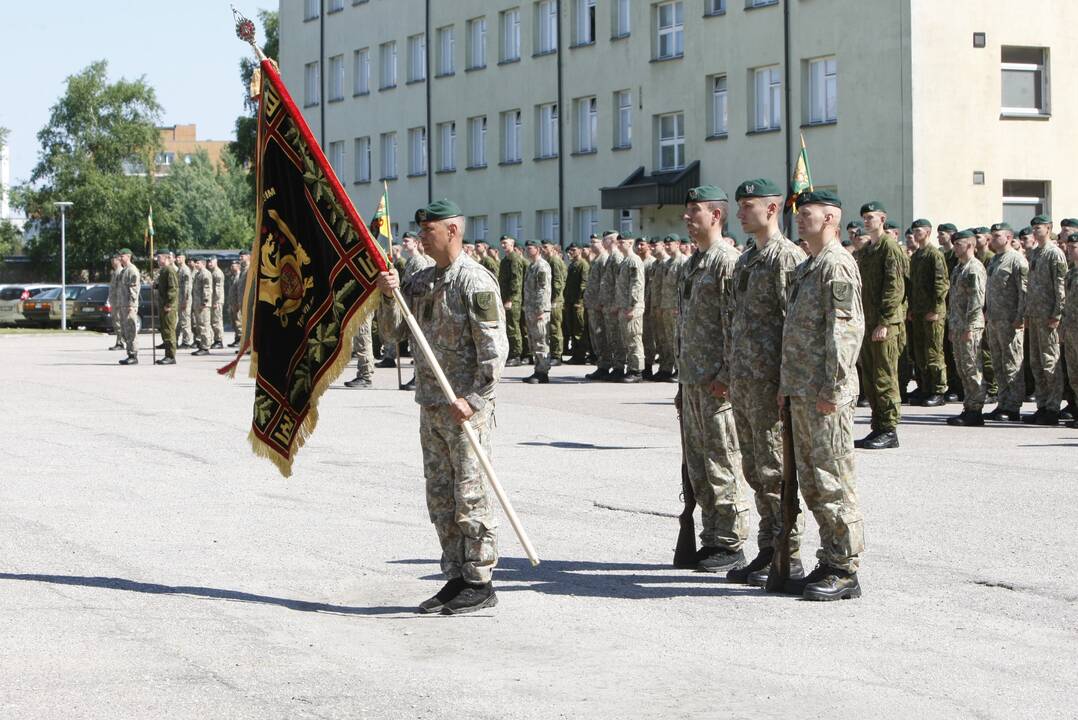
left=673, top=408, right=698, bottom=568
left=766, top=397, right=800, bottom=592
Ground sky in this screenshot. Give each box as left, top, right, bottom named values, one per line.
left=0, top=0, right=272, bottom=186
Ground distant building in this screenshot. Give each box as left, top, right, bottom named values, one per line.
left=123, top=124, right=230, bottom=176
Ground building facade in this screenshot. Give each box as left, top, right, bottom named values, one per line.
left=279, top=0, right=1077, bottom=244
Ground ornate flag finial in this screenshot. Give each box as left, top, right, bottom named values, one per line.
left=232, top=6, right=259, bottom=51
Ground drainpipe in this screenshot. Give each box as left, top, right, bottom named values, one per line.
left=426, top=0, right=433, bottom=203
left=556, top=0, right=565, bottom=247
left=319, top=0, right=326, bottom=150
left=782, top=0, right=793, bottom=235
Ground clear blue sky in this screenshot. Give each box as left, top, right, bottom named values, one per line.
left=0, top=0, right=272, bottom=185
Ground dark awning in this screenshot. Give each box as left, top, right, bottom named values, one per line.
left=600, top=161, right=700, bottom=209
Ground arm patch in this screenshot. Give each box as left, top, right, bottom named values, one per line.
left=831, top=281, right=853, bottom=311
left=473, top=291, right=499, bottom=321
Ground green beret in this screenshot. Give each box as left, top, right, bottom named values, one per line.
left=118, top=247, right=134, bottom=255
left=685, top=185, right=728, bottom=203
left=402, top=231, right=417, bottom=239
left=911, top=218, right=932, bottom=229
left=524, top=239, right=541, bottom=248
left=974, top=227, right=990, bottom=235
left=1066, top=233, right=1078, bottom=243
left=588, top=233, right=600, bottom=240
left=797, top=189, right=842, bottom=209
left=664, top=233, right=681, bottom=243
left=541, top=238, right=556, bottom=245
left=860, top=201, right=887, bottom=215
left=573, top=241, right=588, bottom=249
left=952, top=230, right=975, bottom=241
left=884, top=221, right=899, bottom=231
left=1018, top=226, right=1033, bottom=237
left=603, top=229, right=618, bottom=236
left=462, top=238, right=474, bottom=245
left=414, top=199, right=462, bottom=223
left=990, top=222, right=1013, bottom=233
left=1030, top=214, right=1051, bottom=226
left=841, top=238, right=853, bottom=247
left=937, top=223, right=957, bottom=234
left=846, top=220, right=864, bottom=231
left=734, top=178, right=782, bottom=200
left=1062, top=218, right=1078, bottom=229
left=634, top=236, right=649, bottom=244
left=647, top=237, right=660, bottom=245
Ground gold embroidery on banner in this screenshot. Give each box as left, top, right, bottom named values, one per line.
left=259, top=209, right=314, bottom=326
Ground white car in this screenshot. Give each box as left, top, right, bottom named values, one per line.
left=0, top=284, right=60, bottom=327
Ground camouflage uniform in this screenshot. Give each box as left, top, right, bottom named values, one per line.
left=176, top=261, right=193, bottom=346
left=985, top=249, right=1028, bottom=412
left=615, top=251, right=645, bottom=373
left=210, top=265, right=226, bottom=346
left=642, top=255, right=658, bottom=371
left=498, top=252, right=525, bottom=360
left=378, top=252, right=509, bottom=584
left=657, top=255, right=687, bottom=376
left=601, top=252, right=626, bottom=370
left=523, top=255, right=552, bottom=374
left=192, top=266, right=212, bottom=351
left=725, top=232, right=806, bottom=555
left=109, top=266, right=124, bottom=340
left=857, top=235, right=907, bottom=432
left=1062, top=265, right=1078, bottom=400
left=677, top=242, right=748, bottom=551
left=230, top=263, right=248, bottom=342
left=948, top=258, right=987, bottom=412
left=1025, top=243, right=1068, bottom=412
left=564, top=254, right=589, bottom=360
left=583, top=252, right=608, bottom=368
left=548, top=253, right=566, bottom=359
left=780, top=240, right=865, bottom=574
left=908, top=243, right=950, bottom=396
left=156, top=263, right=179, bottom=359
left=351, top=315, right=375, bottom=381
left=116, top=263, right=141, bottom=357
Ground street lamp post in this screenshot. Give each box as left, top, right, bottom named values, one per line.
left=54, top=201, right=73, bottom=330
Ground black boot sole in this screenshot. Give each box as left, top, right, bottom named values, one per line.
left=441, top=592, right=498, bottom=615
left=803, top=584, right=862, bottom=601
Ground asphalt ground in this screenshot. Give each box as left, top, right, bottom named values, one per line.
left=1, top=332, right=1075, bottom=719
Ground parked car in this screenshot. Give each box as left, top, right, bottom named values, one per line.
left=0, top=284, right=60, bottom=327
left=70, top=284, right=113, bottom=332
left=21, top=285, right=90, bottom=327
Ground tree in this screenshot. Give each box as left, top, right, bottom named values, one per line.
left=0, top=220, right=22, bottom=259
left=152, top=149, right=253, bottom=251
left=230, top=10, right=279, bottom=175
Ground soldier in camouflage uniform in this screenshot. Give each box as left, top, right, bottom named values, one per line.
left=229, top=250, right=250, bottom=347
left=583, top=234, right=609, bottom=379
left=108, top=254, right=124, bottom=350
left=906, top=219, right=949, bottom=406
left=1061, top=235, right=1078, bottom=429
left=945, top=231, right=988, bottom=426
left=344, top=315, right=375, bottom=388
left=477, top=240, right=500, bottom=276
left=563, top=242, right=589, bottom=364
left=600, top=231, right=626, bottom=379
left=984, top=224, right=1028, bottom=422
left=154, top=251, right=179, bottom=365
left=637, top=238, right=657, bottom=378
left=543, top=240, right=567, bottom=365
left=191, top=258, right=212, bottom=355
left=174, top=251, right=193, bottom=349
left=1023, top=215, right=1068, bottom=425
left=655, top=234, right=686, bottom=382
left=208, top=257, right=226, bottom=349
left=780, top=190, right=865, bottom=601
left=723, top=179, right=807, bottom=586
left=644, top=237, right=665, bottom=379
left=936, top=224, right=962, bottom=402
left=522, top=240, right=552, bottom=384
left=498, top=236, right=526, bottom=366
left=615, top=235, right=645, bottom=382
left=676, top=185, right=749, bottom=574
left=376, top=200, right=508, bottom=615
left=116, top=248, right=141, bottom=365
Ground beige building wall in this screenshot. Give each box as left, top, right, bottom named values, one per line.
left=157, top=124, right=229, bottom=173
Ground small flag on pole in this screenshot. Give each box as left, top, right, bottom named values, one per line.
left=788, top=133, right=813, bottom=213
left=369, top=183, right=392, bottom=250
left=143, top=206, right=155, bottom=253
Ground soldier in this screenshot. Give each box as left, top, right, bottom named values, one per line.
left=191, top=257, right=212, bottom=356
left=522, top=240, right=552, bottom=384
left=676, top=185, right=749, bottom=574
left=375, top=200, right=507, bottom=614
left=563, top=241, right=590, bottom=364
left=936, top=224, right=962, bottom=402
left=208, top=257, right=226, bottom=349
left=615, top=235, right=645, bottom=383
left=107, top=254, right=124, bottom=350
left=884, top=220, right=901, bottom=242
left=115, top=248, right=141, bottom=365
left=945, top=231, right=988, bottom=426
left=462, top=239, right=476, bottom=258
left=583, top=234, right=610, bottom=380
left=645, top=237, right=666, bottom=379
left=983, top=223, right=1027, bottom=422
left=780, top=189, right=865, bottom=601
left=544, top=240, right=567, bottom=365
left=846, top=220, right=864, bottom=247
left=174, top=251, right=193, bottom=349
left=345, top=314, right=375, bottom=388
left=856, top=201, right=906, bottom=449
left=1023, top=215, right=1068, bottom=425
left=635, top=238, right=656, bottom=378
left=723, top=178, right=807, bottom=586
left=906, top=218, right=949, bottom=406
left=655, top=234, right=686, bottom=382
left=1061, top=235, right=1078, bottom=429
left=228, top=251, right=250, bottom=347
left=600, top=231, right=626, bottom=380
left=498, top=235, right=526, bottom=366
left=154, top=251, right=179, bottom=365
left=476, top=240, right=500, bottom=276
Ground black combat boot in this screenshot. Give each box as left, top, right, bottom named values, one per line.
left=1022, top=409, right=1043, bottom=425
left=726, top=547, right=773, bottom=583
left=119, top=355, right=138, bottom=365
left=505, top=357, right=522, bottom=367
left=441, top=581, right=497, bottom=615
left=921, top=394, right=945, bottom=407
left=854, top=430, right=880, bottom=449
left=696, top=547, right=745, bottom=574
left=748, top=556, right=804, bottom=587
left=1035, top=410, right=1060, bottom=426
left=861, top=429, right=899, bottom=449
left=608, top=367, right=626, bottom=381
left=523, top=372, right=549, bottom=384
left=344, top=376, right=372, bottom=388
left=155, top=356, right=176, bottom=365
left=417, top=578, right=467, bottom=614
left=802, top=566, right=861, bottom=601
left=585, top=368, right=611, bottom=381
left=946, top=410, right=984, bottom=427
left=984, top=406, right=1021, bottom=422
left=620, top=371, right=642, bottom=383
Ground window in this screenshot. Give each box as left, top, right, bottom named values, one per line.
left=470, top=216, right=489, bottom=243
left=574, top=0, right=596, bottom=45
left=380, top=132, right=397, bottom=179
left=468, top=116, right=487, bottom=167
left=537, top=103, right=559, bottom=158
left=327, top=54, right=344, bottom=101
left=1001, top=46, right=1049, bottom=116
left=710, top=75, right=728, bottom=136
left=536, top=0, right=558, bottom=54
left=706, top=0, right=726, bottom=15
left=328, top=140, right=344, bottom=181
left=501, top=8, right=521, bottom=61
left=155, top=152, right=175, bottom=166
left=753, top=66, right=782, bottom=131
left=614, top=90, right=632, bottom=148
left=575, top=96, right=597, bottom=153
left=537, top=209, right=560, bottom=243
left=613, top=0, right=631, bottom=37
left=619, top=209, right=636, bottom=236
left=502, top=212, right=523, bottom=240
left=574, top=206, right=598, bottom=244
left=304, top=61, right=320, bottom=106
left=353, top=48, right=370, bottom=94
left=1002, top=180, right=1049, bottom=229
left=408, top=34, right=426, bottom=82
left=354, top=136, right=371, bottom=182
left=807, top=57, right=837, bottom=124
left=379, top=41, right=397, bottom=89
left=328, top=0, right=344, bottom=11
left=502, top=109, right=522, bottom=162
left=655, top=2, right=684, bottom=60
left=304, top=0, right=319, bottom=20
left=437, top=26, right=455, bottom=75
left=747, top=0, right=778, bottom=7
left=467, top=17, right=487, bottom=69
left=408, top=127, right=427, bottom=176
left=657, top=112, right=685, bottom=170
left=438, top=121, right=456, bottom=171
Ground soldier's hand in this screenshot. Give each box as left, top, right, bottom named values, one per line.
left=504, top=301, right=513, bottom=310
left=624, top=309, right=634, bottom=319
left=872, top=325, right=889, bottom=342
left=375, top=269, right=399, bottom=296
left=1048, top=318, right=1060, bottom=330
left=816, top=398, right=837, bottom=415
left=709, top=380, right=729, bottom=400
left=449, top=397, right=474, bottom=425
left=926, top=312, right=939, bottom=322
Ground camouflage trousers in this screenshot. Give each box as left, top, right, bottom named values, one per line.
left=789, top=397, right=864, bottom=573
left=986, top=320, right=1025, bottom=412
left=419, top=403, right=498, bottom=584
left=587, top=308, right=609, bottom=370
left=910, top=318, right=947, bottom=395
left=1063, top=325, right=1078, bottom=403
left=604, top=309, right=624, bottom=369
left=730, top=379, right=802, bottom=556
left=860, top=326, right=902, bottom=431
left=351, top=314, right=374, bottom=380
left=1028, top=320, right=1063, bottom=411
left=548, top=301, right=564, bottom=358
left=193, top=305, right=210, bottom=350
left=120, top=308, right=138, bottom=356
left=112, top=307, right=123, bottom=341
left=211, top=302, right=225, bottom=345
left=642, top=305, right=656, bottom=370
left=657, top=310, right=678, bottom=374
left=619, top=311, right=644, bottom=373
left=680, top=383, right=749, bottom=550
left=177, top=303, right=193, bottom=346
left=950, top=326, right=986, bottom=412
left=526, top=310, right=551, bottom=374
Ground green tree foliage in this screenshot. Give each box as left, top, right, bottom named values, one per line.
left=153, top=149, right=253, bottom=252
left=0, top=220, right=22, bottom=259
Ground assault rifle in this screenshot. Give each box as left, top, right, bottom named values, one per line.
left=766, top=397, right=799, bottom=592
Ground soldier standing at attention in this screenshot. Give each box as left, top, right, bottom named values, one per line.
left=522, top=240, right=552, bottom=384
left=108, top=254, right=124, bottom=350
left=779, top=190, right=865, bottom=601
left=615, top=235, right=645, bottom=383
left=583, top=234, right=610, bottom=380
left=115, top=248, right=141, bottom=365
left=645, top=237, right=666, bottom=379
left=563, top=241, right=590, bottom=364
left=936, top=224, right=962, bottom=402
left=174, top=251, right=193, bottom=349
left=543, top=240, right=567, bottom=366
left=498, top=235, right=525, bottom=367
left=907, top=218, right=950, bottom=406
left=723, top=179, right=807, bottom=586
left=375, top=200, right=508, bottom=614
left=857, top=201, right=906, bottom=449
left=600, top=231, right=626, bottom=380
left=1061, top=235, right=1078, bottom=429
left=846, top=220, right=864, bottom=247
left=945, top=231, right=988, bottom=426
left=229, top=250, right=250, bottom=347
left=983, top=224, right=1027, bottom=422
left=208, top=257, right=226, bottom=349
left=476, top=240, right=500, bottom=276
left=154, top=251, right=179, bottom=365
left=1024, top=215, right=1068, bottom=425
left=676, top=186, right=749, bottom=574
left=344, top=313, right=375, bottom=389
left=636, top=238, right=657, bottom=379
left=191, top=257, right=212, bottom=356
left=654, top=234, right=685, bottom=382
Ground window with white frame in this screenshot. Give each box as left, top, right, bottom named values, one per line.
left=467, top=17, right=486, bottom=69
left=753, top=66, right=782, bottom=131
left=380, top=132, right=397, bottom=179
left=574, top=0, right=596, bottom=45
left=501, top=8, right=521, bottom=61
left=502, top=212, right=523, bottom=240
left=379, top=41, right=397, bottom=88
left=468, top=116, right=487, bottom=167
left=437, top=26, right=455, bottom=75
left=537, top=102, right=559, bottom=158
left=575, top=96, right=597, bottom=153
left=536, top=0, right=558, bottom=53
left=1001, top=46, right=1049, bottom=116
left=657, top=112, right=685, bottom=170
left=469, top=215, right=489, bottom=243
left=706, top=0, right=726, bottom=15
left=655, top=2, right=684, bottom=60
left=304, top=0, right=319, bottom=20
left=353, top=48, right=370, bottom=94
left=747, top=0, right=777, bottom=7
left=328, top=140, right=344, bottom=180
left=328, top=0, right=344, bottom=11
left=438, top=121, right=456, bottom=171
left=1002, top=180, right=1049, bottom=229
left=502, top=109, right=522, bottom=162
left=304, top=61, right=320, bottom=106
left=327, top=55, right=344, bottom=101
left=537, top=209, right=560, bottom=243
left=354, top=136, right=371, bottom=182
left=808, top=57, right=837, bottom=124
left=710, top=75, right=728, bottom=136
left=574, top=206, right=598, bottom=244
left=614, top=89, right=632, bottom=148
left=613, top=0, right=631, bottom=37
left=408, top=34, right=426, bottom=82
left=619, top=209, right=635, bottom=236
left=408, top=127, right=427, bottom=176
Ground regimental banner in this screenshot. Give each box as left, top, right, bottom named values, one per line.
left=222, top=59, right=389, bottom=477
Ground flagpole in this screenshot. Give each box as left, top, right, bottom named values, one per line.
left=382, top=180, right=404, bottom=389
left=149, top=206, right=157, bottom=365
left=800, top=133, right=813, bottom=191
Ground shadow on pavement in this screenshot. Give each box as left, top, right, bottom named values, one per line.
left=516, top=441, right=654, bottom=450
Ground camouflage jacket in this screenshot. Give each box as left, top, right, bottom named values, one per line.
left=908, top=244, right=949, bottom=316
left=523, top=257, right=552, bottom=314
left=176, top=263, right=192, bottom=308
left=211, top=267, right=226, bottom=307
left=780, top=240, right=864, bottom=405
left=1025, top=243, right=1067, bottom=321
left=403, top=253, right=435, bottom=286
left=108, top=267, right=121, bottom=306
left=192, top=268, right=212, bottom=308
left=565, top=257, right=589, bottom=306
left=116, top=264, right=140, bottom=312
left=677, top=242, right=737, bottom=386
left=230, top=266, right=248, bottom=309
left=599, top=252, right=624, bottom=309
left=583, top=253, right=606, bottom=309
left=1062, top=266, right=1078, bottom=331
left=615, top=251, right=645, bottom=311
left=549, top=254, right=566, bottom=306
left=727, top=232, right=806, bottom=385
left=480, top=254, right=500, bottom=277
left=947, top=258, right=986, bottom=331
left=379, top=252, right=508, bottom=411
left=857, top=235, right=906, bottom=328
left=498, top=253, right=525, bottom=302
left=660, top=255, right=687, bottom=310
left=985, top=249, right=1027, bottom=324
left=156, top=264, right=178, bottom=308
left=644, top=256, right=661, bottom=310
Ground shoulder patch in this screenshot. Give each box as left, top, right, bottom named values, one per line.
left=832, top=280, right=853, bottom=311
left=473, top=291, right=499, bottom=321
